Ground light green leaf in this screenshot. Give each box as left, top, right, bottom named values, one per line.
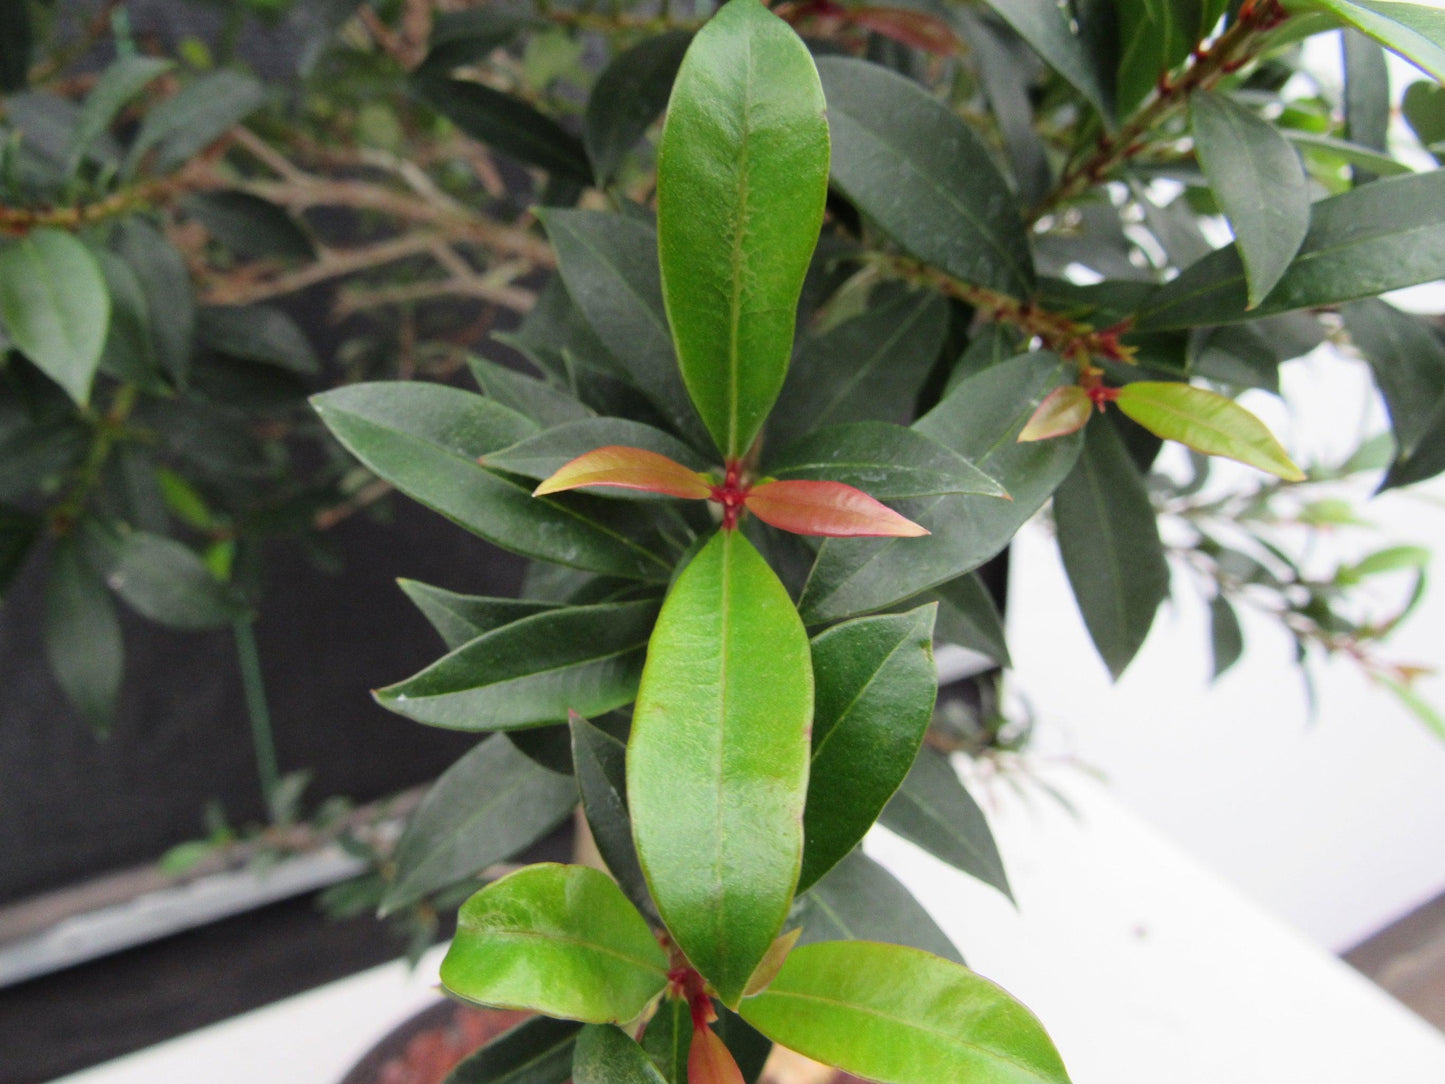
left=585, top=31, right=693, bottom=185
left=1114, top=382, right=1305, bottom=480
left=44, top=538, right=123, bottom=733
left=441, top=864, right=670, bottom=1024
left=817, top=57, right=1034, bottom=299
left=1191, top=91, right=1310, bottom=309
left=574, top=1025, right=669, bottom=1084
left=629, top=529, right=813, bottom=1007
left=768, top=423, right=1006, bottom=501
left=442, top=1015, right=580, bottom=1084
left=799, top=605, right=938, bottom=891
left=1137, top=168, right=1445, bottom=329
left=1053, top=419, right=1170, bottom=679
left=1378, top=675, right=1445, bottom=740
left=376, top=599, right=660, bottom=731
left=1302, top=0, right=1445, bottom=82
left=382, top=736, right=577, bottom=913
left=739, top=941, right=1071, bottom=1084
left=658, top=0, right=829, bottom=458
left=0, top=230, right=110, bottom=406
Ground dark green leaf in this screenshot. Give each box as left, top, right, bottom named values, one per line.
left=102, top=530, right=248, bottom=628
left=312, top=383, right=672, bottom=579
left=1137, top=168, right=1445, bottom=328
left=197, top=305, right=319, bottom=375
left=739, top=941, right=1069, bottom=1084
left=68, top=57, right=174, bottom=173
left=1210, top=594, right=1244, bottom=680
left=1117, top=0, right=1222, bottom=115
left=182, top=191, right=316, bottom=261
left=1343, top=28, right=1390, bottom=182
left=94, top=250, right=167, bottom=393
left=377, top=599, right=659, bottom=731
left=398, top=580, right=559, bottom=651
left=383, top=735, right=577, bottom=912
left=1342, top=299, right=1445, bottom=489
left=1287, top=131, right=1414, bottom=177
left=1305, top=0, right=1445, bottom=82
left=878, top=747, right=1011, bottom=900
left=799, top=605, right=937, bottom=891
left=715, top=1011, right=772, bottom=1084
left=976, top=0, right=1114, bottom=120
left=770, top=287, right=948, bottom=448
left=485, top=418, right=712, bottom=485
left=931, top=573, right=1011, bottom=668
left=630, top=530, right=812, bottom=1007
left=0, top=230, right=110, bottom=406
left=443, top=1015, right=580, bottom=1084
left=0, top=1, right=31, bottom=93
left=570, top=713, right=654, bottom=921
left=955, top=8, right=1051, bottom=207
left=441, top=864, right=669, bottom=1024
left=411, top=74, right=591, bottom=182
left=658, top=0, right=829, bottom=458
left=767, top=422, right=1006, bottom=500
left=585, top=31, right=692, bottom=185
left=642, top=999, right=691, bottom=1084
left=114, top=219, right=194, bottom=385
left=1403, top=81, right=1445, bottom=162
left=574, top=1025, right=668, bottom=1084
left=1191, top=91, right=1309, bottom=308
left=44, top=538, right=123, bottom=732
left=1053, top=419, right=1170, bottom=679
left=469, top=359, right=592, bottom=428
left=124, top=71, right=266, bottom=177
left=799, top=354, right=1083, bottom=623
left=794, top=849, right=963, bottom=965
left=1188, top=323, right=1281, bottom=393
left=420, top=9, right=537, bottom=75
left=0, top=505, right=39, bottom=601
left=817, top=57, right=1034, bottom=298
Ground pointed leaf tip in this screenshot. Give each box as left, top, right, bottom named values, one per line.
left=688, top=1024, right=745, bottom=1084
left=533, top=445, right=715, bottom=499
left=745, top=481, right=929, bottom=538
left=1114, top=382, right=1306, bottom=482
left=1018, top=385, right=1092, bottom=442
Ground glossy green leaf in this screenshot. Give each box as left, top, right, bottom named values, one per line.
left=1116, top=0, right=1223, bottom=115
left=1137, top=168, right=1445, bottom=328
left=0, top=505, right=39, bottom=601
left=800, top=355, right=1083, bottom=623
left=383, top=736, right=576, bottom=913
left=1191, top=91, right=1309, bottom=309
left=575, top=1025, right=668, bottom=1084
left=817, top=57, right=1034, bottom=299
left=102, top=530, right=248, bottom=628
left=1053, top=419, right=1170, bottom=679
left=1342, top=299, right=1445, bottom=489
left=441, top=864, right=669, bottom=1024
left=770, top=287, right=948, bottom=448
left=629, top=529, right=813, bottom=1007
left=469, top=359, right=592, bottom=428
left=1114, top=382, right=1305, bottom=480
left=570, top=713, right=654, bottom=920
left=182, top=191, right=316, bottom=261
left=798, top=605, right=937, bottom=891
left=768, top=423, right=1006, bottom=501
left=486, top=419, right=713, bottom=486
left=745, top=481, right=929, bottom=538
left=376, top=599, right=660, bottom=731
left=0, top=230, right=110, bottom=406
left=68, top=57, right=174, bottom=173
left=878, top=747, right=1011, bottom=900
left=198, top=305, right=319, bottom=375
left=1303, top=0, right=1445, bottom=82
left=540, top=210, right=709, bottom=449
left=411, top=74, right=591, bottom=181
left=1403, top=81, right=1445, bottom=162
left=794, top=849, right=963, bottom=965
left=44, top=538, right=123, bottom=732
left=443, top=1016, right=580, bottom=1084
left=124, top=70, right=266, bottom=177
left=398, top=580, right=559, bottom=651
left=0, top=1, right=31, bottom=93
left=312, top=383, right=672, bottom=580
left=642, top=998, right=692, bottom=1084
left=1209, top=594, right=1244, bottom=680
left=585, top=31, right=692, bottom=185
left=534, top=446, right=713, bottom=500
left=113, top=219, right=194, bottom=385
left=657, top=0, right=829, bottom=458
left=931, top=573, right=1011, bottom=668
left=740, top=941, right=1070, bottom=1084
left=976, top=0, right=1113, bottom=120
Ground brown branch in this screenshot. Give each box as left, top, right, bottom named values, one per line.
left=333, top=275, right=536, bottom=319
left=200, top=233, right=444, bottom=305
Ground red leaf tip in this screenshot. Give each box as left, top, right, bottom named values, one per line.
left=744, top=480, right=929, bottom=538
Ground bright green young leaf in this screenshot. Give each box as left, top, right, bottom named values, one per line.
left=123, top=70, right=266, bottom=177
left=574, top=1025, right=669, bottom=1084
left=1053, top=419, right=1170, bottom=679
left=800, top=355, right=1083, bottom=624
left=1346, top=545, right=1431, bottom=580
left=1403, top=81, right=1445, bottom=162
left=44, top=538, right=123, bottom=733
left=1209, top=594, right=1244, bottom=680
left=1302, top=0, right=1445, bottom=82
left=878, top=747, right=1012, bottom=901
left=1137, top=168, right=1445, bottom=328
left=0, top=230, right=111, bottom=406
left=441, top=864, right=669, bottom=1024
left=382, top=736, right=577, bottom=913
left=642, top=998, right=692, bottom=1084
left=770, top=287, right=948, bottom=448
left=1191, top=91, right=1310, bottom=309
left=486, top=418, right=712, bottom=485
left=794, top=848, right=963, bottom=964
left=739, top=941, right=1071, bottom=1084
left=443, top=1015, right=580, bottom=1084
left=767, top=423, right=1006, bottom=501
left=817, top=57, right=1034, bottom=299
left=798, top=605, right=938, bottom=891
left=657, top=0, right=829, bottom=459
left=113, top=219, right=194, bottom=385
left=629, top=529, right=813, bottom=1007
left=398, top=580, right=560, bottom=651
left=103, top=530, right=248, bottom=628
left=585, top=31, right=693, bottom=185
left=571, top=713, right=655, bottom=920
left=976, top=0, right=1114, bottom=121
left=469, top=358, right=592, bottom=428
left=1114, top=382, right=1305, bottom=480
left=312, top=383, right=672, bottom=580
left=375, top=599, right=660, bottom=730
left=68, top=56, right=174, bottom=173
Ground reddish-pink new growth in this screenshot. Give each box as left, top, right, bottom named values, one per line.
left=745, top=479, right=930, bottom=537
